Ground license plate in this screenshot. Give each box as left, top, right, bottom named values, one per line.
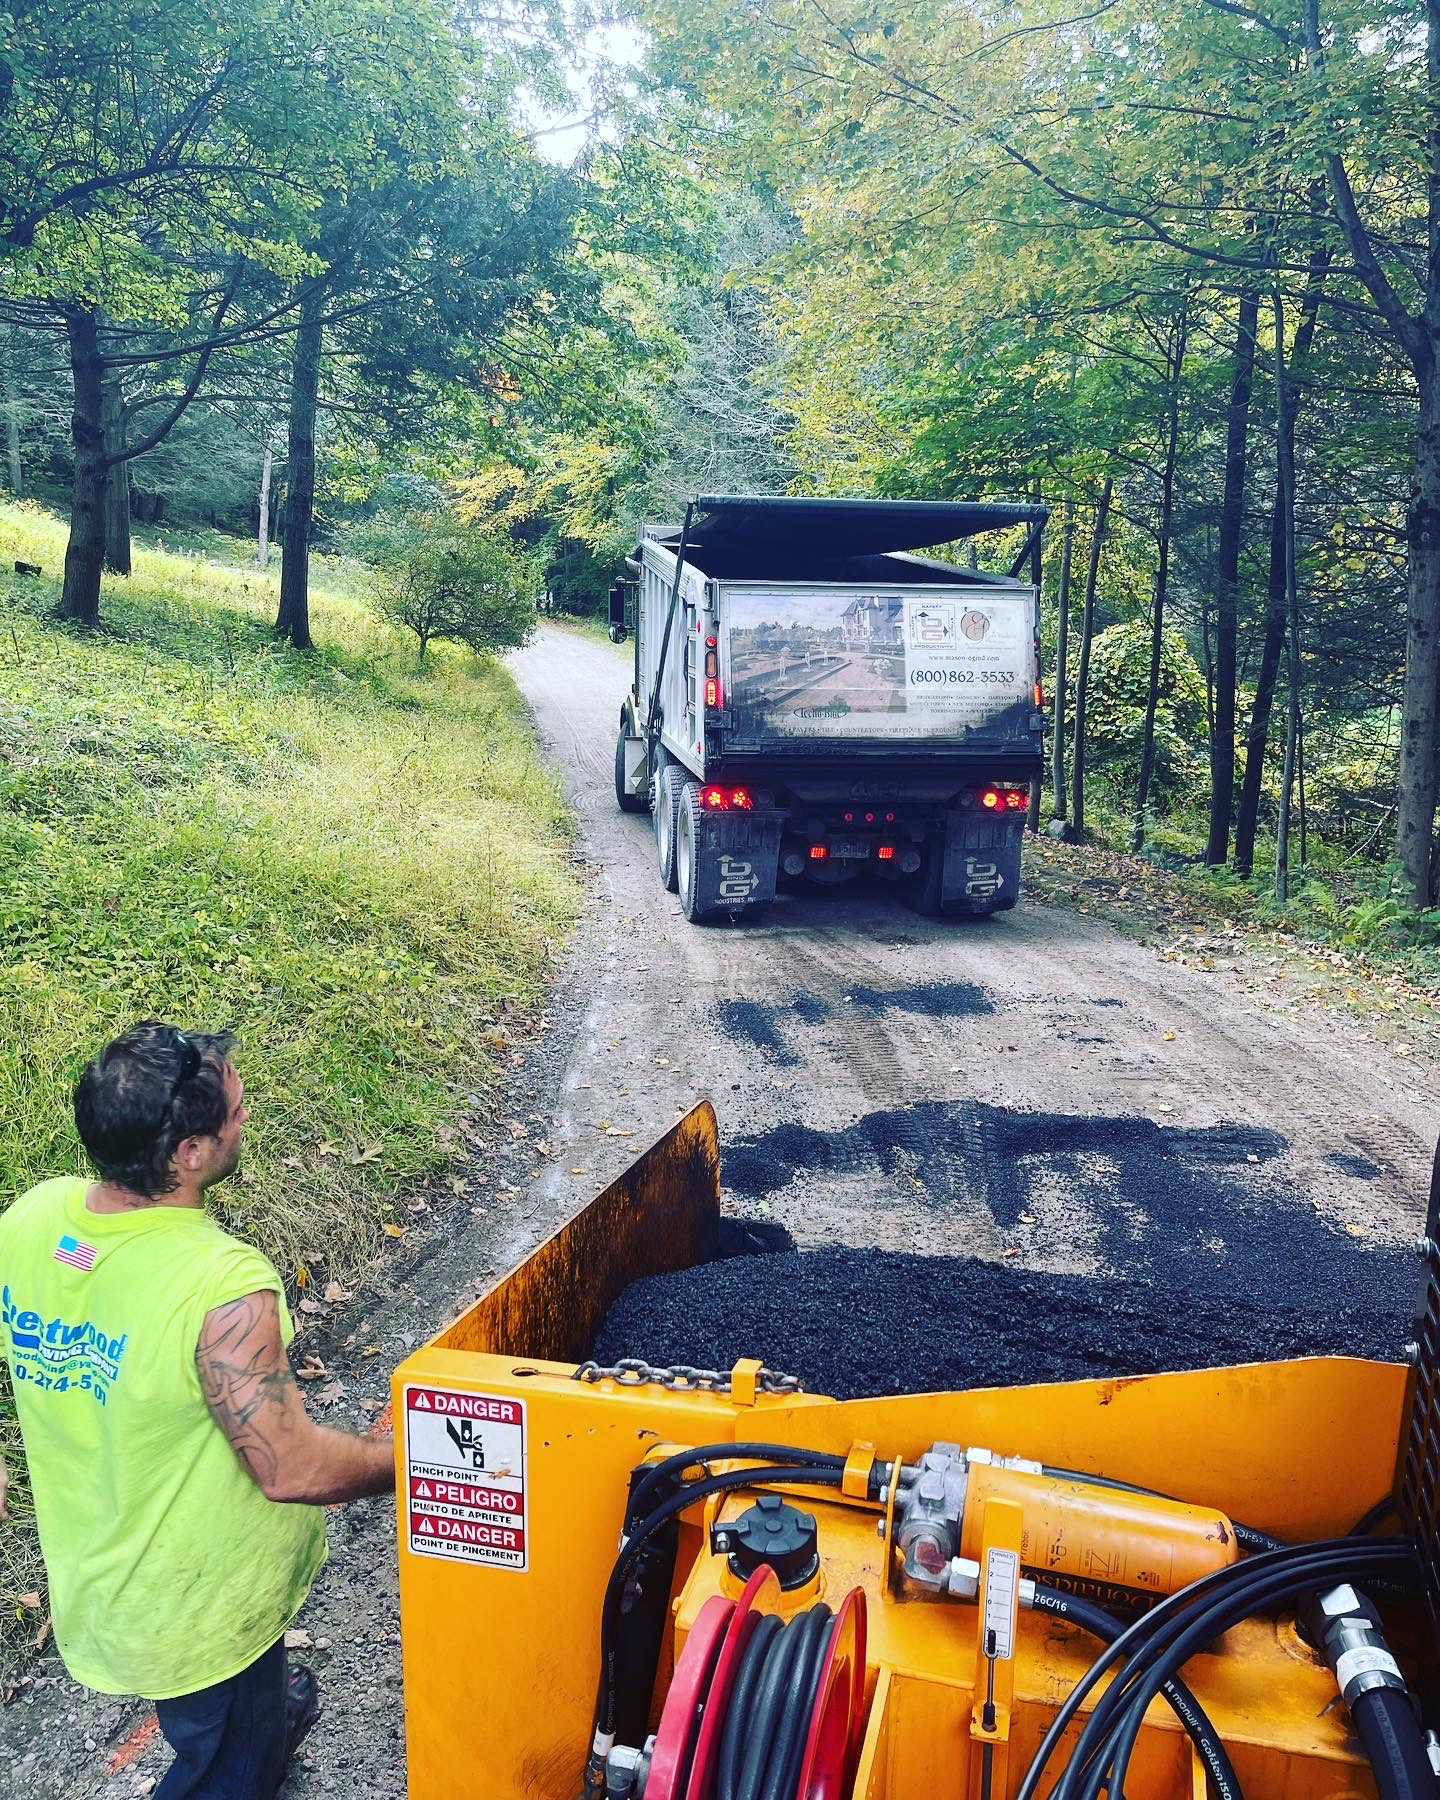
left=830, top=838, right=870, bottom=859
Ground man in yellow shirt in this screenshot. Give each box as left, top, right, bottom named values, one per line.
left=0, top=1021, right=396, bottom=1797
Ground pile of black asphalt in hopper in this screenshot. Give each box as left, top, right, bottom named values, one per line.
left=590, top=1244, right=1407, bottom=1400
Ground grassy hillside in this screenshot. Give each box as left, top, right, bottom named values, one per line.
left=0, top=501, right=578, bottom=1668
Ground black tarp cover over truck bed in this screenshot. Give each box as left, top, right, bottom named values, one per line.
left=646, top=494, right=1047, bottom=564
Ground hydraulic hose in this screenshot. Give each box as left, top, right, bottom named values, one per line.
left=1061, top=1542, right=1419, bottom=1800
left=1302, top=1583, right=1434, bottom=1800
left=626, top=1442, right=847, bottom=1532
left=1015, top=1536, right=1415, bottom=1800
left=1028, top=1585, right=1243, bottom=1800
left=585, top=1463, right=847, bottom=1794
left=1039, top=1463, right=1283, bottom=1555
left=1352, top=1688, right=1436, bottom=1800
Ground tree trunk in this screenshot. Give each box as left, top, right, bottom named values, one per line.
left=3, top=356, right=22, bottom=494
left=257, top=444, right=273, bottom=570
left=1071, top=476, right=1112, bottom=839
left=1050, top=491, right=1076, bottom=820
left=1273, top=289, right=1303, bottom=902
left=1205, top=290, right=1259, bottom=865
left=1397, top=363, right=1440, bottom=908
left=1133, top=308, right=1188, bottom=853
left=1233, top=249, right=1327, bottom=878
left=1232, top=502, right=1287, bottom=879
left=100, top=372, right=131, bottom=575
left=276, top=285, right=324, bottom=650
left=58, top=307, right=108, bottom=627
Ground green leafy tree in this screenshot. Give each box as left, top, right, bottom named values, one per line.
left=1082, top=621, right=1209, bottom=802
left=0, top=0, right=467, bottom=627
left=359, top=510, right=539, bottom=666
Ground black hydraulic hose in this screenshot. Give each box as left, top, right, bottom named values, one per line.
left=718, top=1614, right=783, bottom=1800
left=1072, top=1544, right=1418, bottom=1800
left=760, top=1607, right=833, bottom=1800
left=1094, top=1554, right=1420, bottom=1800
left=1349, top=1494, right=1400, bottom=1536
left=1028, top=1586, right=1243, bottom=1800
left=626, top=1442, right=846, bottom=1531
left=733, top=1608, right=805, bottom=1800
left=1352, top=1687, right=1436, bottom=1800
left=1066, top=1543, right=1419, bottom=1800
left=1039, top=1463, right=1283, bottom=1555
left=1304, top=1583, right=1434, bottom=1800
left=1016, top=1537, right=1414, bottom=1800
left=586, top=1463, right=847, bottom=1789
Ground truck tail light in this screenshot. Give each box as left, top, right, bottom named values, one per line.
left=700, top=786, right=726, bottom=809
left=981, top=789, right=1001, bottom=810
left=699, top=786, right=752, bottom=811
left=809, top=844, right=828, bottom=860
left=877, top=845, right=895, bottom=861
left=1034, top=680, right=1045, bottom=708
left=729, top=788, right=752, bottom=810
left=1005, top=789, right=1027, bottom=811
left=705, top=677, right=721, bottom=708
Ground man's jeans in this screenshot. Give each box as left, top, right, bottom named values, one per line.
left=154, top=1638, right=288, bottom=1799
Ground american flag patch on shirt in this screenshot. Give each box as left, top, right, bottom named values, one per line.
left=54, top=1234, right=98, bottom=1271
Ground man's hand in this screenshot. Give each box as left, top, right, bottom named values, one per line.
left=197, top=1291, right=395, bottom=1505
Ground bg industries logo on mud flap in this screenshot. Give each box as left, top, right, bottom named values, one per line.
left=717, top=855, right=760, bottom=903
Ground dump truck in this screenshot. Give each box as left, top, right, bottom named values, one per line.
left=394, top=1103, right=1438, bottom=1800
left=609, top=495, right=1048, bottom=923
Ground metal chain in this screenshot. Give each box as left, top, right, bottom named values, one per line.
left=571, top=1357, right=804, bottom=1394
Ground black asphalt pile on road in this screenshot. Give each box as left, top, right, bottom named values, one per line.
left=591, top=1245, right=1407, bottom=1399
left=720, top=1102, right=1414, bottom=1311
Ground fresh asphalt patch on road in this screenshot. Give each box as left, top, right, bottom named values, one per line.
left=595, top=1097, right=1418, bottom=1393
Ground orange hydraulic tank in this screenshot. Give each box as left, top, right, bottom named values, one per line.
left=958, top=1462, right=1240, bottom=1610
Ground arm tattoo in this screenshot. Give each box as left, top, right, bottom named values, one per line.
left=196, top=1293, right=297, bottom=1490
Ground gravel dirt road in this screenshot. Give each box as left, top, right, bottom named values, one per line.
left=6, top=620, right=1434, bottom=1796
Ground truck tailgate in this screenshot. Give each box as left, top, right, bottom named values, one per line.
left=720, top=582, right=1036, bottom=751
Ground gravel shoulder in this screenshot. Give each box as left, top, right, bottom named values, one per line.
left=4, top=621, right=1434, bottom=1796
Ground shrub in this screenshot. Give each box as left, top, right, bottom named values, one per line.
left=358, top=509, right=540, bottom=666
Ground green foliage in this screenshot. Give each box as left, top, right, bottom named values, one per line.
left=355, top=509, right=540, bottom=664
left=1079, top=622, right=1207, bottom=798
left=0, top=497, right=575, bottom=1278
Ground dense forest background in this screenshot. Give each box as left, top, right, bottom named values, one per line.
left=4, top=0, right=1439, bottom=936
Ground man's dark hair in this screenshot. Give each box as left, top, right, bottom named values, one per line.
left=73, top=1021, right=238, bottom=1199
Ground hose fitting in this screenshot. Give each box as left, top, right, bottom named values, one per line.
left=1303, top=1583, right=1406, bottom=1705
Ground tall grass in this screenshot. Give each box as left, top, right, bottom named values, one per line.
left=0, top=501, right=578, bottom=1672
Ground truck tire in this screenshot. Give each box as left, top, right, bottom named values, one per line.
left=614, top=727, right=645, bottom=814
left=676, top=787, right=722, bottom=924
left=655, top=765, right=686, bottom=892
left=908, top=834, right=946, bottom=917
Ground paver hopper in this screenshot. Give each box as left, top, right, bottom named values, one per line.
left=394, top=1103, right=1436, bottom=1799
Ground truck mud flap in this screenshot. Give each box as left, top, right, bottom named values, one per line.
left=939, top=815, right=1024, bottom=914
left=695, top=809, right=782, bottom=912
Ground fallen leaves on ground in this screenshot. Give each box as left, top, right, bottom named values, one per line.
left=296, top=1355, right=328, bottom=1380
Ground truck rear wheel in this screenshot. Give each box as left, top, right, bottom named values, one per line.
left=655, top=765, right=686, bottom=892
left=676, top=788, right=722, bottom=924
left=614, top=727, right=646, bottom=814
left=908, top=835, right=947, bottom=917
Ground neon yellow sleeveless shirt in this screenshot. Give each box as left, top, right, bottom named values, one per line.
left=0, top=1178, right=327, bottom=1699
